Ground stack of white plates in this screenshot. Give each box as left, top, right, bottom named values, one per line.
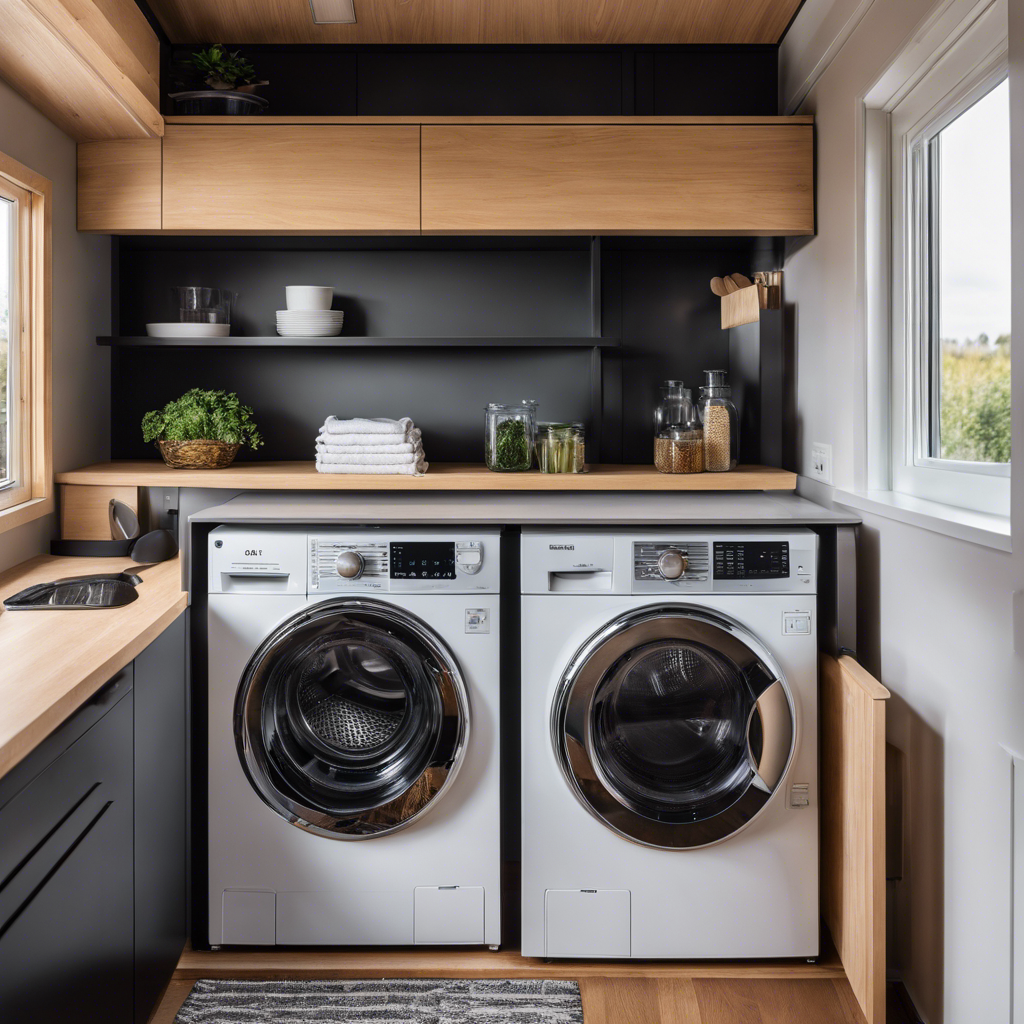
left=276, top=310, right=345, bottom=337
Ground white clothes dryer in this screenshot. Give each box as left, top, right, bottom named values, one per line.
left=520, top=528, right=819, bottom=959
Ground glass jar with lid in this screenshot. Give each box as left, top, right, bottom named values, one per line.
left=536, top=423, right=580, bottom=473
left=654, top=380, right=694, bottom=436
left=484, top=403, right=534, bottom=472
left=698, top=369, right=739, bottom=472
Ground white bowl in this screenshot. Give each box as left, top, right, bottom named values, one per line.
left=286, top=286, right=334, bottom=311
left=146, top=322, right=230, bottom=338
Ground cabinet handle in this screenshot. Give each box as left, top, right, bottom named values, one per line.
left=0, top=799, right=112, bottom=939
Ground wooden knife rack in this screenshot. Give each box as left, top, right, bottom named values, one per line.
left=713, top=271, right=783, bottom=329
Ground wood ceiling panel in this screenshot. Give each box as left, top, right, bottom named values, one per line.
left=144, top=0, right=804, bottom=46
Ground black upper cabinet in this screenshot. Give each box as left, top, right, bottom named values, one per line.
left=134, top=614, right=188, bottom=1024
left=0, top=670, right=136, bottom=1024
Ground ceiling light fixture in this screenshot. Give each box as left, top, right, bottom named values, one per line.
left=309, top=0, right=356, bottom=24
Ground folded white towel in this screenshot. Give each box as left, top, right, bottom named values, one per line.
left=315, top=428, right=422, bottom=448
left=315, top=459, right=428, bottom=476
left=322, top=416, right=413, bottom=436
left=317, top=441, right=423, bottom=456
left=316, top=451, right=421, bottom=465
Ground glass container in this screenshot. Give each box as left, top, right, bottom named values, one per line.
left=654, top=380, right=694, bottom=436
left=698, top=370, right=739, bottom=472
left=175, top=286, right=231, bottom=324
left=654, top=428, right=704, bottom=474
left=484, top=403, right=534, bottom=472
left=536, top=423, right=579, bottom=473
left=571, top=421, right=586, bottom=472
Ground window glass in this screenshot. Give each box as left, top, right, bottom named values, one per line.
left=0, top=196, right=10, bottom=487
left=934, top=79, right=1011, bottom=464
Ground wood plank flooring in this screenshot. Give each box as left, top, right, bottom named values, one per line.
left=152, top=947, right=869, bottom=1023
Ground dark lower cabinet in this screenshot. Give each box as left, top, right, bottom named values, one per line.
left=134, top=613, right=187, bottom=1023
left=0, top=614, right=186, bottom=1024
left=0, top=670, right=135, bottom=1024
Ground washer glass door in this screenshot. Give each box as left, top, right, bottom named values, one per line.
left=236, top=598, right=469, bottom=839
left=553, top=605, right=794, bottom=849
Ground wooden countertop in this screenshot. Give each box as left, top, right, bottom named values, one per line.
left=0, top=555, right=187, bottom=777
left=56, top=461, right=797, bottom=491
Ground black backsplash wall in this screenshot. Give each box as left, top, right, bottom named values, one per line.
left=112, top=44, right=787, bottom=464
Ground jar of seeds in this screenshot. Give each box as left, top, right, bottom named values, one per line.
left=698, top=370, right=739, bottom=472
left=654, top=428, right=705, bottom=473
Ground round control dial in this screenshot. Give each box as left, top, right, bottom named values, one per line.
left=335, top=549, right=364, bottom=579
left=657, top=548, right=688, bottom=580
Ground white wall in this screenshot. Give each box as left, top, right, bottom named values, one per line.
left=781, top=1, right=1024, bottom=1021
left=0, top=77, right=110, bottom=573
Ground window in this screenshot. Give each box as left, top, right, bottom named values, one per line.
left=889, top=15, right=1010, bottom=517
left=0, top=151, right=50, bottom=529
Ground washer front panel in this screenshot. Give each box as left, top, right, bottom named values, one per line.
left=551, top=604, right=796, bottom=849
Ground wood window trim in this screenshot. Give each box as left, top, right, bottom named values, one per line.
left=0, top=149, right=51, bottom=534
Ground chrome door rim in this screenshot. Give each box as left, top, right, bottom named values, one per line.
left=235, top=597, right=470, bottom=840
left=550, top=604, right=796, bottom=850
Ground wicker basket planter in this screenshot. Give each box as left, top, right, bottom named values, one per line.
left=157, top=439, right=241, bottom=469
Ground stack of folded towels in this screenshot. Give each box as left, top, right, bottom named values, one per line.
left=315, top=416, right=428, bottom=475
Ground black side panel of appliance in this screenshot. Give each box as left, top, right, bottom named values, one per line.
left=0, top=674, right=135, bottom=1024
left=134, top=613, right=188, bottom=1024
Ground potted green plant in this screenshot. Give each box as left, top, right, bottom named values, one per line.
left=142, top=389, right=263, bottom=469
left=169, top=45, right=270, bottom=115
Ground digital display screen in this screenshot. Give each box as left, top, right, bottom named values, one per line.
left=714, top=542, right=789, bottom=580
left=390, top=542, right=456, bottom=580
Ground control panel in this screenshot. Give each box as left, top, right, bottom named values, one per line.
left=713, top=541, right=789, bottom=580
left=634, top=542, right=710, bottom=583
left=309, top=532, right=498, bottom=593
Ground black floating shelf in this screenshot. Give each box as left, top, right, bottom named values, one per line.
left=98, top=336, right=620, bottom=348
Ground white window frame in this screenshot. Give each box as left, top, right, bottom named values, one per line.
left=888, top=6, right=1010, bottom=516
left=0, top=149, right=51, bottom=533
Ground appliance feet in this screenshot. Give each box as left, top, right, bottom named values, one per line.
left=488, top=945, right=500, bottom=951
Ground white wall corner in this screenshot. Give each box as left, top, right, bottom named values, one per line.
left=779, top=0, right=878, bottom=113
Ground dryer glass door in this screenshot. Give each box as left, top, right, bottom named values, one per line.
left=236, top=598, right=469, bottom=839
left=553, top=605, right=794, bottom=849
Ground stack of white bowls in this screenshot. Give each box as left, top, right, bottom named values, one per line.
left=277, top=286, right=344, bottom=337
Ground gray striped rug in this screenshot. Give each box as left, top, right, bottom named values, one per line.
left=174, top=978, right=583, bottom=1023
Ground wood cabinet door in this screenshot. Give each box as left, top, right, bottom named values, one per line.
left=162, top=125, right=421, bottom=233
left=78, top=139, right=161, bottom=232
left=421, top=123, right=814, bottom=235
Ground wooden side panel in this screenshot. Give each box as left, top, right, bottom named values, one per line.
left=161, top=125, right=421, bottom=233
left=60, top=483, right=138, bottom=539
left=421, top=124, right=814, bottom=235
left=78, top=140, right=161, bottom=231
left=0, top=0, right=162, bottom=141
left=820, top=653, right=890, bottom=1024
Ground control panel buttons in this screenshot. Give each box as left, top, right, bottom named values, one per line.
left=335, top=549, right=364, bottom=579
left=657, top=549, right=688, bottom=580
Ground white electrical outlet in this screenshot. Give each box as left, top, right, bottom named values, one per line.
left=810, top=442, right=833, bottom=484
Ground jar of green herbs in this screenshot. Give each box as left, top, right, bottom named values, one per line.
left=484, top=403, right=534, bottom=472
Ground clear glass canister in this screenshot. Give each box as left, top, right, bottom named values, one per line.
left=654, top=380, right=694, bottom=435
left=698, top=369, right=739, bottom=472
left=571, top=421, right=586, bottom=472
left=484, top=403, right=534, bottom=472
left=654, top=428, right=705, bottom=474
left=536, top=423, right=579, bottom=473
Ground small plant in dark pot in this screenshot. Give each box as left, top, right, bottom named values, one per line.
left=169, top=45, right=270, bottom=115
left=142, top=389, right=263, bottom=469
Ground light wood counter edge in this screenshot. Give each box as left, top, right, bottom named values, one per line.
left=55, top=462, right=798, bottom=491
left=0, top=555, right=187, bottom=778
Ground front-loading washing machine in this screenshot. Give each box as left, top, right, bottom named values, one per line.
left=206, top=525, right=501, bottom=947
left=521, top=527, right=819, bottom=959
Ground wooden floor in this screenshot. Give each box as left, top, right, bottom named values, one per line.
left=151, top=946, right=869, bottom=1023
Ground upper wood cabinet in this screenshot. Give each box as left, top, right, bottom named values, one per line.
left=421, top=123, right=814, bottom=235
left=161, top=125, right=421, bottom=233
left=77, top=118, right=815, bottom=236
